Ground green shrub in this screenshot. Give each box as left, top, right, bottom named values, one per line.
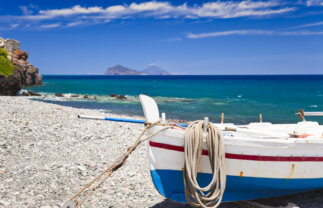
left=0, top=48, right=16, bottom=77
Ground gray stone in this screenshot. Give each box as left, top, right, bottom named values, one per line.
left=0, top=68, right=23, bottom=95
left=4, top=39, right=20, bottom=53
left=61, top=201, right=77, bottom=208
left=0, top=37, right=4, bottom=48
left=40, top=206, right=51, bottom=208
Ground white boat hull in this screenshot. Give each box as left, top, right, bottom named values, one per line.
left=147, top=126, right=323, bottom=202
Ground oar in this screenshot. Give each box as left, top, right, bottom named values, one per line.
left=78, top=114, right=145, bottom=124
left=302, top=112, right=323, bottom=116
left=296, top=109, right=323, bottom=121
left=78, top=114, right=188, bottom=127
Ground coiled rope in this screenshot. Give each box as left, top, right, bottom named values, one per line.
left=183, top=120, right=226, bottom=208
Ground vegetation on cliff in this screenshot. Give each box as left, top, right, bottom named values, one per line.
left=0, top=48, right=15, bottom=77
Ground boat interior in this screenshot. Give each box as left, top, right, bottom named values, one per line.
left=139, top=94, right=323, bottom=140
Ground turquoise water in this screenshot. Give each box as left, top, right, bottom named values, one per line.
left=26, top=75, right=323, bottom=124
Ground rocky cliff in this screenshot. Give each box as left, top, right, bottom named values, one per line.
left=0, top=37, right=42, bottom=95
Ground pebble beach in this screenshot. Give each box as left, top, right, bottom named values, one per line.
left=0, top=96, right=322, bottom=208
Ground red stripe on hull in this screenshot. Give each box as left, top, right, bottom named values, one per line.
left=149, top=141, right=323, bottom=162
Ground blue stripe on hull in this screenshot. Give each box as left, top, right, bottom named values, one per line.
left=150, top=169, right=323, bottom=202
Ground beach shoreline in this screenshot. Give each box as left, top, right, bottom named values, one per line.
left=0, top=96, right=322, bottom=208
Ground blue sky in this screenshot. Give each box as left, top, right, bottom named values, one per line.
left=1, top=0, right=323, bottom=75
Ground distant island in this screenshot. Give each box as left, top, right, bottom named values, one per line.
left=105, top=64, right=170, bottom=75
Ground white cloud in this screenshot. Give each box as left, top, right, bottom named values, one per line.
left=19, top=6, right=33, bottom=15
left=291, top=21, right=323, bottom=29
left=129, top=2, right=172, bottom=11
left=187, top=30, right=274, bottom=38
left=165, top=37, right=182, bottom=42
left=189, top=1, right=295, bottom=18
left=280, top=30, right=323, bottom=35
left=187, top=29, right=323, bottom=38
left=0, top=1, right=303, bottom=30
left=11, top=24, right=19, bottom=28
left=306, top=0, right=323, bottom=6
left=17, top=1, right=295, bottom=22
left=238, top=1, right=279, bottom=9
left=105, top=5, right=127, bottom=13
left=65, top=20, right=86, bottom=28
left=40, top=23, right=61, bottom=28
left=39, top=5, right=104, bottom=16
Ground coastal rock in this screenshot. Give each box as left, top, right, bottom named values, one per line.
left=21, top=91, right=41, bottom=96
left=0, top=37, right=42, bottom=95
left=11, top=57, right=42, bottom=86
left=4, top=39, right=20, bottom=53
left=0, top=69, right=23, bottom=95
left=55, top=93, right=64, bottom=97
left=21, top=91, right=29, bottom=96
left=110, top=93, right=127, bottom=100
left=0, top=38, right=4, bottom=48
left=116, top=95, right=127, bottom=100
left=12, top=49, right=28, bottom=61
left=71, top=94, right=79, bottom=97
left=17, top=89, right=28, bottom=95
left=83, top=94, right=96, bottom=100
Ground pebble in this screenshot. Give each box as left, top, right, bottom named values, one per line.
left=0, top=201, right=11, bottom=206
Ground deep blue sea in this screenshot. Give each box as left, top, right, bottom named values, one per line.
left=26, top=75, right=323, bottom=124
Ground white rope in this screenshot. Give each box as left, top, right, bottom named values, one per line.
left=183, top=120, right=226, bottom=208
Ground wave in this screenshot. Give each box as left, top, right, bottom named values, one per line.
left=24, top=92, right=200, bottom=105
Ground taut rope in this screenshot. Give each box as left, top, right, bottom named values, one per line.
left=183, top=120, right=226, bottom=208
left=62, top=119, right=226, bottom=208
left=62, top=120, right=184, bottom=208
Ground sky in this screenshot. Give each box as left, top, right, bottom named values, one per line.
left=0, top=0, right=323, bottom=75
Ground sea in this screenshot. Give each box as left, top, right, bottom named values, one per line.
left=25, top=75, right=323, bottom=124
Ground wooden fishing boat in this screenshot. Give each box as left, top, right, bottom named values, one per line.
left=139, top=95, right=323, bottom=203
